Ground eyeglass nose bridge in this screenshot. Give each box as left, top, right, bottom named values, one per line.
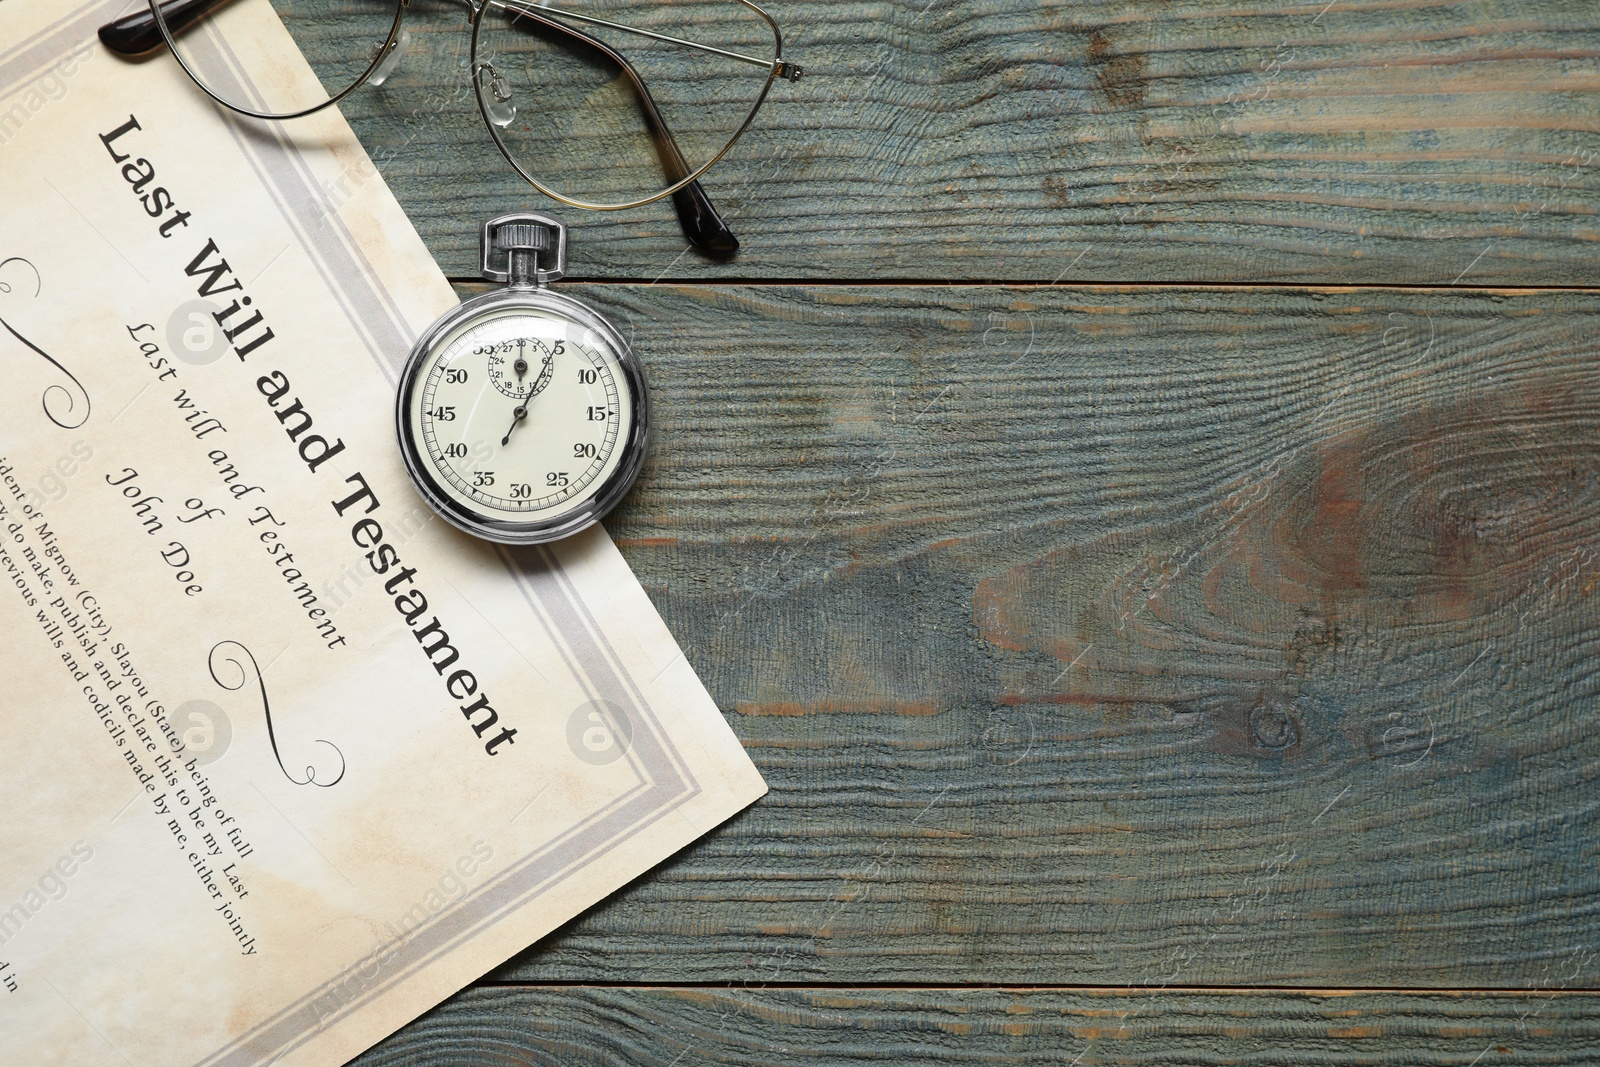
left=482, top=213, right=568, bottom=288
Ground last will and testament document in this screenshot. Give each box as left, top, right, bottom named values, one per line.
left=0, top=3, right=766, bottom=1064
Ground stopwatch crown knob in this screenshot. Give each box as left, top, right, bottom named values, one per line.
left=481, top=213, right=568, bottom=288
left=494, top=224, right=551, bottom=253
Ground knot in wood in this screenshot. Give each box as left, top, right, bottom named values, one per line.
left=1249, top=702, right=1299, bottom=751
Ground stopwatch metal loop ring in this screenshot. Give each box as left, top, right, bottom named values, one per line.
left=481, top=212, right=568, bottom=288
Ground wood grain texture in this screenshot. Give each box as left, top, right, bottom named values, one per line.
left=306, top=0, right=1600, bottom=283
left=352, top=986, right=1600, bottom=1065
left=439, top=282, right=1600, bottom=987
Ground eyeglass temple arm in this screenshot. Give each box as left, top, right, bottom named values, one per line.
left=495, top=1, right=800, bottom=81
left=494, top=1, right=740, bottom=256
left=100, top=0, right=232, bottom=55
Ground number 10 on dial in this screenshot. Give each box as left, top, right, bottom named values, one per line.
left=397, top=215, right=648, bottom=544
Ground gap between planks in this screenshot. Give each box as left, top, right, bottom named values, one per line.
left=471, top=981, right=1600, bottom=996
left=446, top=277, right=1600, bottom=293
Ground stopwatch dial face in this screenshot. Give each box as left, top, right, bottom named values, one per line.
left=408, top=308, right=634, bottom=524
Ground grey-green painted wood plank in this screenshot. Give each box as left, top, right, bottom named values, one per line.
left=439, top=283, right=1600, bottom=987
left=354, top=986, right=1600, bottom=1066
left=311, top=0, right=1600, bottom=284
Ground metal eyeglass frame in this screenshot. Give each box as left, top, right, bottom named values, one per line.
left=99, top=0, right=803, bottom=257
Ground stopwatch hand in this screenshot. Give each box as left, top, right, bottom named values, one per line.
left=499, top=379, right=543, bottom=446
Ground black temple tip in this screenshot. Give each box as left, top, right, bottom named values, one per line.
left=99, top=8, right=167, bottom=55
left=671, top=180, right=739, bottom=259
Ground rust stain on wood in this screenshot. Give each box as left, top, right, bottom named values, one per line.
left=1305, top=431, right=1370, bottom=604
left=1087, top=29, right=1147, bottom=109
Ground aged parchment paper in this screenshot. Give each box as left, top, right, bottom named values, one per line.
left=0, top=3, right=766, bottom=1064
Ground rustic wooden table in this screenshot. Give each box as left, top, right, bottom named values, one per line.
left=323, top=0, right=1600, bottom=1061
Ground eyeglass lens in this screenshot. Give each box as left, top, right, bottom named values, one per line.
left=473, top=0, right=780, bottom=208
left=149, top=0, right=405, bottom=118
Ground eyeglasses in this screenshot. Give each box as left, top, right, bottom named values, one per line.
left=99, top=0, right=803, bottom=256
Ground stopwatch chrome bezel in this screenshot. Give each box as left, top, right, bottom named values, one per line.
left=395, top=284, right=650, bottom=545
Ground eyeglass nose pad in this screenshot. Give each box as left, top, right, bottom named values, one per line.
left=367, top=28, right=412, bottom=87
left=476, top=63, right=518, bottom=129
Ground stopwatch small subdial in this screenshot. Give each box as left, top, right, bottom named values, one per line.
left=488, top=343, right=556, bottom=400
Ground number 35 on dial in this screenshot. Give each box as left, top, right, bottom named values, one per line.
left=397, top=301, right=649, bottom=545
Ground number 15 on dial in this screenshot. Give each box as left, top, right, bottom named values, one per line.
left=396, top=215, right=648, bottom=544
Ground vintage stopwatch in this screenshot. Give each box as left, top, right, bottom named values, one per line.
left=396, top=214, right=649, bottom=544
